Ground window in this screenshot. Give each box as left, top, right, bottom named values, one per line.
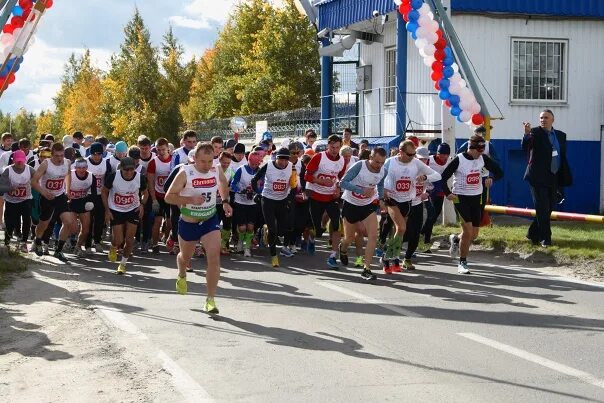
left=385, top=47, right=396, bottom=104
left=511, top=38, right=567, bottom=103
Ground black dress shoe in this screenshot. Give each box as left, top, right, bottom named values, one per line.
left=540, top=241, right=552, bottom=248
left=526, top=236, right=539, bottom=246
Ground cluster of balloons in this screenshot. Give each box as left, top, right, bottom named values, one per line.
left=0, top=0, right=53, bottom=90
left=397, top=0, right=485, bottom=126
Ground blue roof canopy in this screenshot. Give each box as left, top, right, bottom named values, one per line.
left=317, top=0, right=604, bottom=31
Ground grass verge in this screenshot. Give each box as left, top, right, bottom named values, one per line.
left=0, top=247, right=29, bottom=289
left=430, top=220, right=604, bottom=265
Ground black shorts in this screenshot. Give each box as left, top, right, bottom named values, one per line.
left=385, top=199, right=412, bottom=218
left=69, top=198, right=91, bottom=214
left=110, top=208, right=140, bottom=227
left=342, top=201, right=377, bottom=224
left=233, top=202, right=258, bottom=226
left=155, top=198, right=171, bottom=217
left=309, top=198, right=341, bottom=232
left=453, top=194, right=482, bottom=227
left=40, top=193, right=69, bottom=221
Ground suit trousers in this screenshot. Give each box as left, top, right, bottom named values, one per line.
left=528, top=184, right=557, bottom=244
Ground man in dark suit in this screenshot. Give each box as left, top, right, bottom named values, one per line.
left=522, top=109, right=572, bottom=247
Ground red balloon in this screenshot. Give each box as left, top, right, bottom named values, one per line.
left=434, top=38, right=447, bottom=50
left=431, top=61, right=444, bottom=72
left=399, top=3, right=412, bottom=14
left=402, top=12, right=410, bottom=22
left=436, top=30, right=443, bottom=40
left=431, top=71, right=443, bottom=81
left=0, top=78, right=6, bottom=89
left=434, top=82, right=440, bottom=91
left=11, top=16, right=24, bottom=28
left=45, top=0, right=54, bottom=8
left=2, top=24, right=15, bottom=34
left=472, top=114, right=485, bottom=125
left=445, top=100, right=452, bottom=108
left=434, top=49, right=446, bottom=61
left=18, top=0, right=33, bottom=8
left=7, top=73, right=16, bottom=85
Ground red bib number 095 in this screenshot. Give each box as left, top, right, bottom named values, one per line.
left=114, top=193, right=135, bottom=206
left=466, top=172, right=481, bottom=185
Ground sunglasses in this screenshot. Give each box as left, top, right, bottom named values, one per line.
left=405, top=152, right=416, bottom=157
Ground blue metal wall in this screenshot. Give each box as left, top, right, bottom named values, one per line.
left=452, top=0, right=604, bottom=19
left=454, top=139, right=602, bottom=214
left=317, top=0, right=397, bottom=31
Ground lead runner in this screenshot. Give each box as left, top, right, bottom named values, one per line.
left=165, top=142, right=232, bottom=315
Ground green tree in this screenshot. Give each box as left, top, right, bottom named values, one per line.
left=12, top=108, right=37, bottom=141
left=52, top=53, right=81, bottom=136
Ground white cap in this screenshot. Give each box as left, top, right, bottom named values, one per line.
left=63, top=135, right=73, bottom=147
left=416, top=147, right=430, bottom=160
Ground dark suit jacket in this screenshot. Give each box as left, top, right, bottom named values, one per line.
left=521, top=127, right=572, bottom=187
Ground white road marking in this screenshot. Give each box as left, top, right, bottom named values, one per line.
left=317, top=281, right=424, bottom=318
left=96, top=305, right=213, bottom=402
left=458, top=333, right=604, bottom=390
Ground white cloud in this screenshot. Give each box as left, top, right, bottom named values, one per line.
left=168, top=15, right=211, bottom=30
left=169, top=0, right=237, bottom=30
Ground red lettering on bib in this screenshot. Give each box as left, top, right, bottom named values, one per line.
left=317, top=173, right=336, bottom=184
left=9, top=186, right=26, bottom=198
left=114, top=193, right=135, bottom=206
left=395, top=178, right=411, bottom=192
left=466, top=172, right=481, bottom=185
left=45, top=178, right=64, bottom=191
left=69, top=190, right=88, bottom=199
left=157, top=176, right=167, bottom=186
left=192, top=177, right=217, bottom=188
left=416, top=184, right=425, bottom=197
left=95, top=176, right=103, bottom=189
left=272, top=181, right=287, bottom=192
left=352, top=191, right=369, bottom=199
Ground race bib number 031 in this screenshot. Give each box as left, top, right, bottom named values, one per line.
left=45, top=178, right=64, bottom=191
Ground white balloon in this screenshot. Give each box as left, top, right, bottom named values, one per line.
left=449, top=84, right=461, bottom=95
left=450, top=73, right=462, bottom=83
left=458, top=79, right=467, bottom=89
left=415, top=38, right=428, bottom=49
left=418, top=3, right=431, bottom=15
left=419, top=48, right=428, bottom=58
left=423, top=44, right=436, bottom=56
left=416, top=27, right=429, bottom=38
left=470, top=102, right=482, bottom=115
left=452, top=63, right=459, bottom=73
left=418, top=16, right=431, bottom=27
left=459, top=88, right=473, bottom=98
left=425, top=31, right=438, bottom=44
left=423, top=56, right=436, bottom=67
left=427, top=12, right=434, bottom=19
left=429, top=20, right=440, bottom=32
left=459, top=111, right=472, bottom=122
left=0, top=34, right=13, bottom=46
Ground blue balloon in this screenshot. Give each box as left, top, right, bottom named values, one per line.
left=411, top=31, right=418, bottom=40
left=443, top=66, right=454, bottom=78
left=450, top=106, right=462, bottom=117
left=12, top=5, right=23, bottom=17
left=411, top=0, right=424, bottom=10
left=408, top=10, right=420, bottom=21
left=13, top=64, right=20, bottom=73
left=443, top=56, right=454, bottom=66
left=439, top=89, right=450, bottom=100
left=439, top=79, right=450, bottom=89
left=18, top=56, right=24, bottom=64
left=406, top=21, right=418, bottom=33
left=444, top=47, right=453, bottom=58
left=449, top=94, right=460, bottom=106
left=456, top=115, right=466, bottom=123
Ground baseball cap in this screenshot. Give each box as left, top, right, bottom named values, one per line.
left=416, top=147, right=430, bottom=160
left=90, top=142, right=104, bottom=155
left=262, top=131, right=273, bottom=142
left=276, top=147, right=290, bottom=159
left=119, top=157, right=136, bottom=170
left=234, top=143, right=245, bottom=154
left=12, top=150, right=26, bottom=163
left=128, top=147, right=141, bottom=160
left=225, top=139, right=237, bottom=149
left=115, top=141, right=128, bottom=153
left=437, top=143, right=451, bottom=155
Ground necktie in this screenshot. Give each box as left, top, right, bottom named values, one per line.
left=549, top=132, right=559, bottom=174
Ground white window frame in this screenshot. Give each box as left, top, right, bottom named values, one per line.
left=510, top=37, right=568, bottom=105
left=384, top=47, right=396, bottom=105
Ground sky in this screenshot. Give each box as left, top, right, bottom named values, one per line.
left=0, top=0, right=244, bottom=115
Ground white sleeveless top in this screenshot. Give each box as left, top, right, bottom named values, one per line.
left=3, top=166, right=32, bottom=203
left=233, top=166, right=255, bottom=206
left=108, top=171, right=141, bottom=212
left=180, top=165, right=219, bottom=220
left=452, top=153, right=485, bottom=196
left=108, top=155, right=121, bottom=173
left=261, top=162, right=292, bottom=201
left=342, top=161, right=384, bottom=206
left=427, top=155, right=450, bottom=175
left=87, top=156, right=108, bottom=194
left=69, top=171, right=93, bottom=200
left=40, top=159, right=70, bottom=197
left=384, top=157, right=424, bottom=203
left=305, top=152, right=344, bottom=195
left=152, top=155, right=172, bottom=196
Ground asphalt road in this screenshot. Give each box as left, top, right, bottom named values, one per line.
left=8, top=240, right=604, bottom=402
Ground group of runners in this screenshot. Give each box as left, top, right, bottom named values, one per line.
left=0, top=126, right=502, bottom=314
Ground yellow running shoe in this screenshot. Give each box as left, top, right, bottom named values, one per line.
left=354, top=256, right=364, bottom=268
left=271, top=256, right=279, bottom=268
left=176, top=276, right=187, bottom=295
left=116, top=263, right=127, bottom=275
left=108, top=247, right=117, bottom=263
left=204, top=297, right=219, bottom=314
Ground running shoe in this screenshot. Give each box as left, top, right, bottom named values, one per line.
left=327, top=256, right=339, bottom=270
left=53, top=251, right=68, bottom=263
left=235, top=239, right=244, bottom=254
left=85, top=247, right=93, bottom=256
left=43, top=244, right=50, bottom=255
left=402, top=259, right=415, bottom=271
left=139, top=241, right=148, bottom=254
left=354, top=256, right=364, bottom=268
left=457, top=261, right=471, bottom=274
left=391, top=259, right=402, bottom=273
left=176, top=276, right=187, bottom=294
left=381, top=258, right=392, bottom=274
left=204, top=297, right=219, bottom=315
left=94, top=242, right=104, bottom=253
left=31, top=242, right=42, bottom=257
left=271, top=256, right=279, bottom=268
left=76, top=248, right=86, bottom=258
left=449, top=234, right=459, bottom=258
left=167, top=238, right=175, bottom=254
left=338, top=243, right=349, bottom=266
left=280, top=246, right=294, bottom=258
left=289, top=244, right=298, bottom=254
left=375, top=247, right=384, bottom=258
left=243, top=248, right=252, bottom=257
left=152, top=245, right=160, bottom=254
left=116, top=263, right=127, bottom=275
left=308, top=239, right=316, bottom=255
left=108, top=247, right=118, bottom=263
left=19, top=242, right=28, bottom=254
left=361, top=268, right=377, bottom=281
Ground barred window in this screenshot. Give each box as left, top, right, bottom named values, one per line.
left=385, top=47, right=396, bottom=104
left=512, top=38, right=567, bottom=103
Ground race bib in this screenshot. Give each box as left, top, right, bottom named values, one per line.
left=156, top=175, right=167, bottom=187
left=272, top=181, right=287, bottom=192
left=95, top=176, right=103, bottom=189
left=70, top=190, right=88, bottom=199
left=45, top=178, right=64, bottom=191
left=317, top=173, right=336, bottom=185
left=9, top=186, right=26, bottom=198
left=466, top=172, right=481, bottom=185
left=416, top=184, right=425, bottom=197
left=395, top=178, right=412, bottom=192
left=192, top=177, right=217, bottom=188
left=113, top=193, right=135, bottom=207
left=352, top=191, right=369, bottom=199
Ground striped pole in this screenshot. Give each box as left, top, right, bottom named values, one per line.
left=485, top=205, right=604, bottom=224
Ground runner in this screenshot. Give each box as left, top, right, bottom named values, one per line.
left=215, top=151, right=235, bottom=255
left=102, top=157, right=148, bottom=274
left=230, top=148, right=263, bottom=257
left=282, top=142, right=305, bottom=254
left=146, top=138, right=172, bottom=254
left=66, top=158, right=96, bottom=257
left=441, top=134, right=504, bottom=274
left=31, top=143, right=76, bottom=262
left=165, top=143, right=232, bottom=315
left=339, top=147, right=387, bottom=281
left=379, top=140, right=441, bottom=273
left=210, top=136, right=224, bottom=164
left=421, top=143, right=451, bottom=247
left=107, top=141, right=128, bottom=173
left=251, top=147, right=297, bottom=267
left=0, top=150, right=34, bottom=252
left=84, top=142, right=108, bottom=253
left=304, top=134, right=348, bottom=269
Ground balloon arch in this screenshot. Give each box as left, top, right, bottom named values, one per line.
left=396, top=0, right=485, bottom=127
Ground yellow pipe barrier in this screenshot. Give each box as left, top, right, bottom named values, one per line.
left=485, top=205, right=604, bottom=224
